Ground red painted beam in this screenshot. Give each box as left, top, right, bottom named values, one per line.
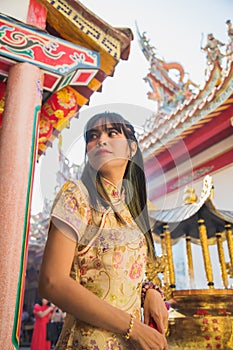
left=148, top=147, right=233, bottom=201
left=145, top=104, right=233, bottom=179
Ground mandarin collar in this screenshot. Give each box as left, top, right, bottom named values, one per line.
left=101, top=177, right=125, bottom=205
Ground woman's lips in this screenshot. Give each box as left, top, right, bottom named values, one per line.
left=95, top=149, right=112, bottom=156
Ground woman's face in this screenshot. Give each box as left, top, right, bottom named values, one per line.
left=86, top=121, right=132, bottom=177
left=42, top=298, right=48, bottom=305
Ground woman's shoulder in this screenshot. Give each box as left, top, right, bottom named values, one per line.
left=51, top=180, right=91, bottom=241
left=63, top=179, right=87, bottom=193
left=33, top=303, right=42, bottom=312
left=54, top=179, right=89, bottom=204
left=59, top=179, right=83, bottom=192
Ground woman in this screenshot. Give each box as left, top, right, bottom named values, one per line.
left=39, top=112, right=168, bottom=350
left=30, top=298, right=54, bottom=350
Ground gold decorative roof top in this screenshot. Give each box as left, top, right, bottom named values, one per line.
left=149, top=176, right=233, bottom=243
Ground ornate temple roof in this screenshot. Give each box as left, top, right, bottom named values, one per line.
left=139, top=61, right=233, bottom=159
left=149, top=176, right=233, bottom=243
left=136, top=25, right=233, bottom=201
left=38, top=0, right=133, bottom=62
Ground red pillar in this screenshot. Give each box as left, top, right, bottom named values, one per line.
left=0, top=62, right=43, bottom=349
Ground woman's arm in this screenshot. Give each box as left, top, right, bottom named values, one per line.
left=39, top=223, right=131, bottom=334
left=38, top=223, right=168, bottom=349
left=36, top=306, right=54, bottom=319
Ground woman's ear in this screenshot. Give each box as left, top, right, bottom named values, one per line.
left=130, top=141, right=137, bottom=158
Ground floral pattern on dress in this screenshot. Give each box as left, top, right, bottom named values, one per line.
left=106, top=337, right=122, bottom=350
left=64, top=194, right=79, bottom=213
left=113, top=251, right=123, bottom=269
left=129, top=260, right=143, bottom=280
left=81, top=279, right=104, bottom=298
left=52, top=177, right=148, bottom=350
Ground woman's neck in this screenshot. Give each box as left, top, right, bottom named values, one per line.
left=100, top=173, right=123, bottom=191
left=99, top=164, right=126, bottom=189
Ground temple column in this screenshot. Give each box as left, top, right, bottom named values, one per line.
left=225, top=223, right=233, bottom=279
left=160, top=231, right=166, bottom=256
left=0, top=62, right=43, bottom=349
left=160, top=232, right=170, bottom=287
left=198, top=218, right=214, bottom=288
left=225, top=224, right=233, bottom=266
left=163, top=224, right=176, bottom=289
left=216, top=232, right=228, bottom=288
left=185, top=235, right=195, bottom=289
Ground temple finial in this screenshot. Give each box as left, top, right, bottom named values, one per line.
left=183, top=185, right=198, bottom=204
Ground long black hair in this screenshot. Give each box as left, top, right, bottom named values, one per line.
left=81, top=112, right=156, bottom=260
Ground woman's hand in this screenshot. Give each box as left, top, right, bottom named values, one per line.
left=143, top=289, right=168, bottom=335
left=129, top=318, right=169, bottom=350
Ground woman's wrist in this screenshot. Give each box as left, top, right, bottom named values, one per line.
left=141, top=281, right=164, bottom=307
left=123, top=313, right=135, bottom=340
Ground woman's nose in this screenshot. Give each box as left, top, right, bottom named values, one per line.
left=98, top=133, right=108, bottom=146
left=98, top=139, right=107, bottom=147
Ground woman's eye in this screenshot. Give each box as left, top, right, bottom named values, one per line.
left=109, top=130, right=118, bottom=137
left=89, top=133, right=98, bottom=140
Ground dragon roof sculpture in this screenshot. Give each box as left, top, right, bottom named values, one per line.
left=136, top=23, right=199, bottom=113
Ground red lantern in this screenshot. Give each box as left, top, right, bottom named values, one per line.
left=41, top=86, right=78, bottom=126
left=39, top=118, right=53, bottom=143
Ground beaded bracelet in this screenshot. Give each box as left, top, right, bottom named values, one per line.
left=141, top=281, right=164, bottom=307
left=124, top=314, right=135, bottom=340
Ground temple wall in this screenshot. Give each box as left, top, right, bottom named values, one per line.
left=153, top=134, right=233, bottom=211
